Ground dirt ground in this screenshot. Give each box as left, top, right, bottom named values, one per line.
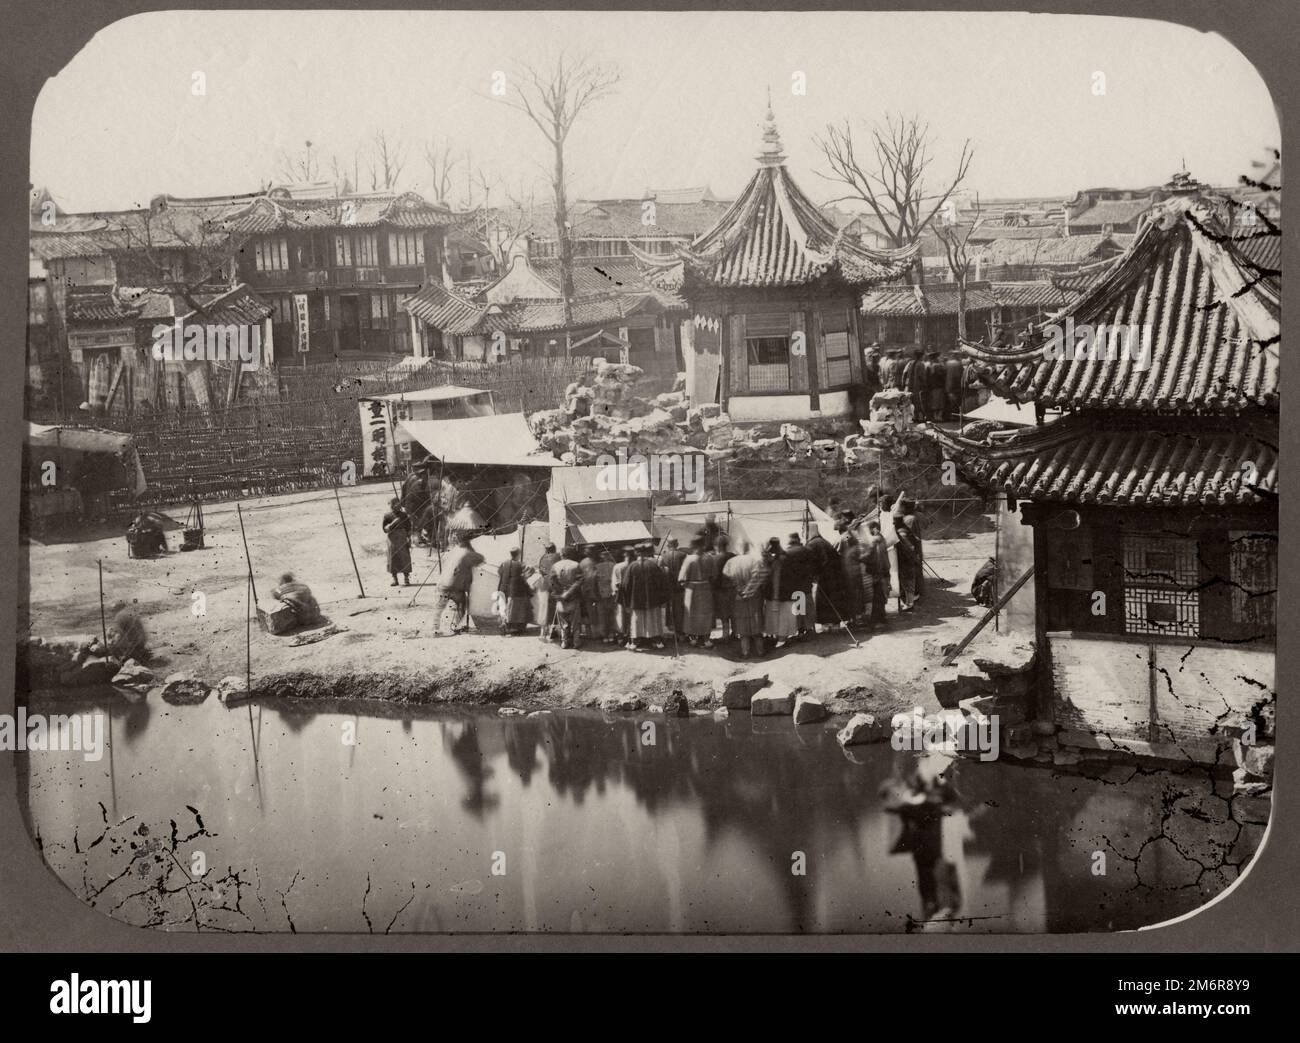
left=22, top=482, right=998, bottom=715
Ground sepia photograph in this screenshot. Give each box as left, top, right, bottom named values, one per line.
left=13, top=7, right=1280, bottom=936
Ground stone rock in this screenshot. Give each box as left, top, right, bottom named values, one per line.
left=836, top=712, right=891, bottom=747
left=1030, top=719, right=1057, bottom=736
left=672, top=372, right=686, bottom=392
left=668, top=404, right=688, bottom=423
left=696, top=403, right=721, bottom=420
left=973, top=639, right=1036, bottom=677
left=922, top=638, right=958, bottom=660
left=1232, top=767, right=1271, bottom=797
left=75, top=656, right=117, bottom=686
left=111, top=661, right=155, bottom=687
left=1234, top=740, right=1274, bottom=778
left=792, top=693, right=828, bottom=725
left=498, top=706, right=525, bottom=716
left=599, top=693, right=644, bottom=713
left=1052, top=748, right=1081, bottom=767
left=214, top=675, right=249, bottom=703
left=661, top=690, right=690, bottom=718
left=779, top=423, right=809, bottom=443
left=750, top=685, right=796, bottom=716
left=159, top=673, right=210, bottom=705
left=714, top=671, right=770, bottom=710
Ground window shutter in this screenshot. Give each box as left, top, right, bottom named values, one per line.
left=729, top=314, right=747, bottom=393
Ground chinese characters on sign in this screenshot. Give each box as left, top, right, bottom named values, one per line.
left=294, top=293, right=310, bottom=354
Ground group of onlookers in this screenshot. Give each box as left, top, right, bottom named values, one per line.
left=862, top=343, right=972, bottom=422
left=512, top=494, right=927, bottom=655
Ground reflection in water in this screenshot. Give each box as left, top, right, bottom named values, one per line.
left=22, top=693, right=1264, bottom=934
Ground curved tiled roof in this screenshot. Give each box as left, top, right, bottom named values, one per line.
left=960, top=195, right=1280, bottom=414
left=224, top=191, right=458, bottom=234
left=927, top=414, right=1277, bottom=507
left=634, top=109, right=915, bottom=291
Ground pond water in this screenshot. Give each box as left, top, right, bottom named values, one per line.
left=21, top=692, right=1264, bottom=934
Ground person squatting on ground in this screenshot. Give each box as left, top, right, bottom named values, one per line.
left=432, top=535, right=484, bottom=635
left=382, top=497, right=412, bottom=586
left=271, top=572, right=323, bottom=628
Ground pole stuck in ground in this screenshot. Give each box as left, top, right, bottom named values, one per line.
left=333, top=483, right=366, bottom=598
left=97, top=559, right=108, bottom=651
left=235, top=503, right=259, bottom=605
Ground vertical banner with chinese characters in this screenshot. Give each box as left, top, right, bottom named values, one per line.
left=358, top=398, right=415, bottom=478
left=294, top=293, right=310, bottom=354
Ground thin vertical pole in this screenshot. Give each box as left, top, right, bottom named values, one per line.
left=246, top=571, right=252, bottom=693
left=97, top=559, right=108, bottom=651
left=333, top=484, right=366, bottom=598
left=236, top=503, right=259, bottom=604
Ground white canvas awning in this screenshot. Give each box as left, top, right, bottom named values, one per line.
left=964, top=396, right=1060, bottom=428
left=395, top=413, right=554, bottom=468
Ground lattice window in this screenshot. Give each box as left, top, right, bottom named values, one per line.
left=745, top=335, right=791, bottom=392
left=1121, top=533, right=1199, bottom=637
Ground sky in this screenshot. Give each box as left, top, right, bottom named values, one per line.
left=30, top=9, right=1281, bottom=213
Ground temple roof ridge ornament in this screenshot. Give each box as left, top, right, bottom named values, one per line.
left=757, top=89, right=787, bottom=167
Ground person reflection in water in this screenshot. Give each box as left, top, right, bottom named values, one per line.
left=882, top=751, right=965, bottom=929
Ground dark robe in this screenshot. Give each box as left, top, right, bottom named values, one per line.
left=807, top=534, right=849, bottom=625
left=658, top=547, right=688, bottom=629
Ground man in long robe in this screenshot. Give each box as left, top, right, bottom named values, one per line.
left=807, top=523, right=850, bottom=632
left=658, top=536, right=687, bottom=635
left=621, top=543, right=669, bottom=650
left=705, top=533, right=736, bottom=640
left=722, top=540, right=767, bottom=658
left=891, top=492, right=925, bottom=601
left=536, top=542, right=561, bottom=643
left=579, top=544, right=602, bottom=641
left=781, top=533, right=815, bottom=640
left=677, top=537, right=716, bottom=648
left=497, top=547, right=532, bottom=635
left=610, top=548, right=634, bottom=643
left=548, top=547, right=585, bottom=649
left=862, top=520, right=891, bottom=627
left=382, top=497, right=412, bottom=586
left=835, top=522, right=865, bottom=624
left=432, top=536, right=484, bottom=635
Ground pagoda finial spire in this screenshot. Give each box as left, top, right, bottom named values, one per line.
left=757, top=90, right=786, bottom=167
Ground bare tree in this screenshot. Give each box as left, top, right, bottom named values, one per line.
left=275, top=140, right=319, bottom=185
left=815, top=114, right=973, bottom=263
left=933, top=199, right=983, bottom=341
left=328, top=153, right=354, bottom=195
left=482, top=181, right=542, bottom=270
left=501, top=53, right=620, bottom=353
left=422, top=138, right=460, bottom=205
left=367, top=130, right=408, bottom=191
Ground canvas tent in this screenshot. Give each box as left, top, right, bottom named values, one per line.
left=964, top=396, right=1060, bottom=429
left=394, top=413, right=555, bottom=469
left=546, top=465, right=654, bottom=550
left=652, top=499, right=839, bottom=553
left=358, top=385, right=495, bottom=477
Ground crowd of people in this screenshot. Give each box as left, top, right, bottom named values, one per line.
left=861, top=343, right=974, bottom=422
left=482, top=492, right=931, bottom=656
left=268, top=489, right=935, bottom=651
